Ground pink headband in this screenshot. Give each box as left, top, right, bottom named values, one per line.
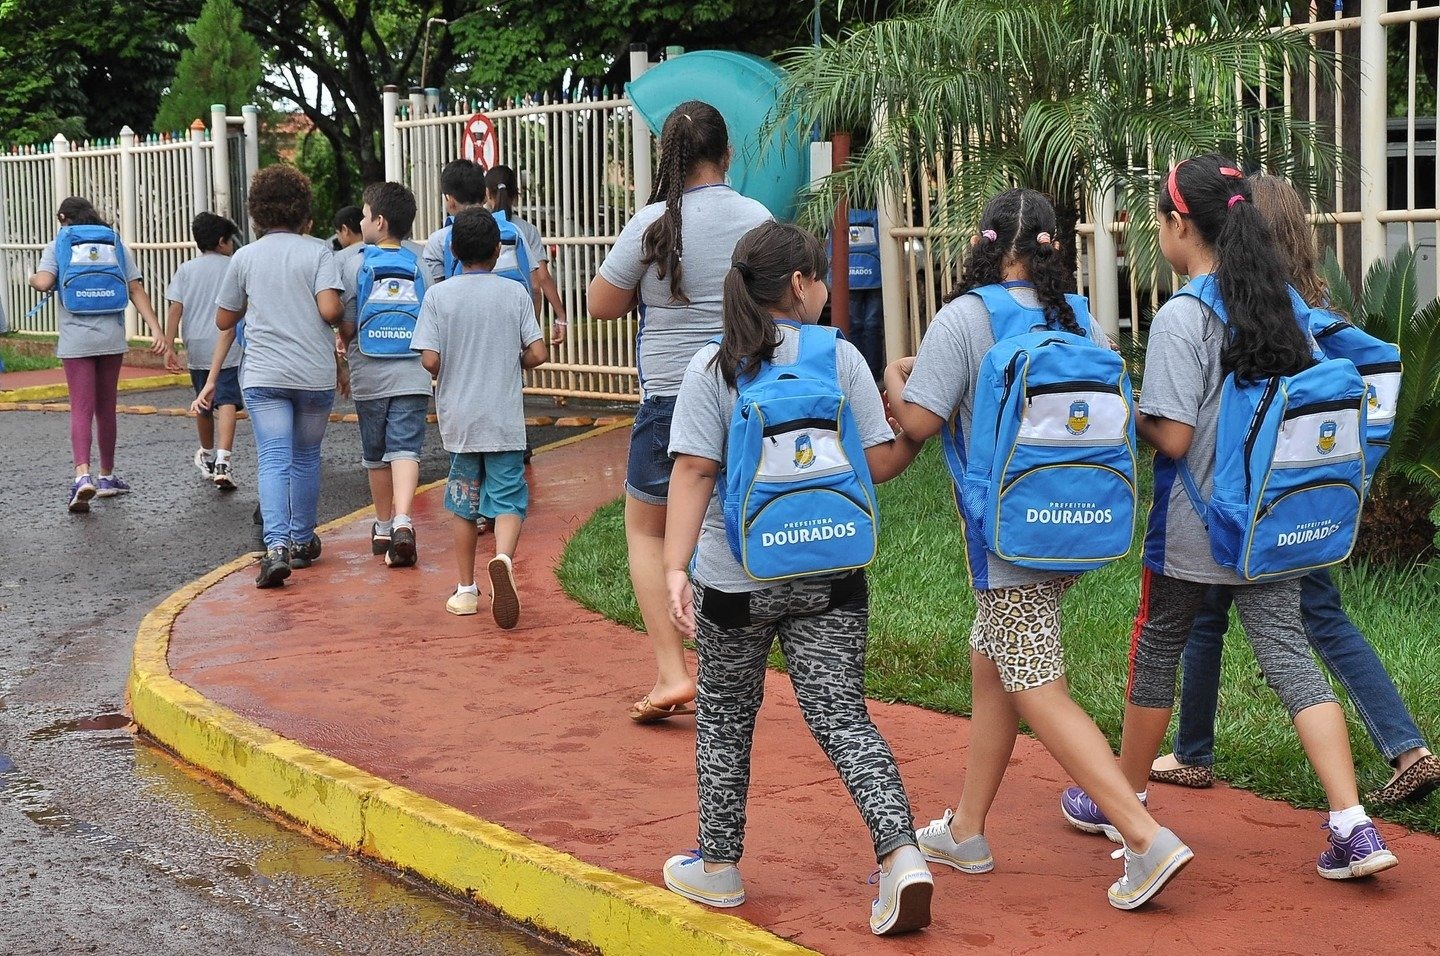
left=1167, top=162, right=1245, bottom=215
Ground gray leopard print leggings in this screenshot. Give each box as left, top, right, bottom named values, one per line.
left=692, top=572, right=917, bottom=864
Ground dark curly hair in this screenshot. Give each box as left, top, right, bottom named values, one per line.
left=247, top=165, right=313, bottom=232
left=949, top=188, right=1080, bottom=335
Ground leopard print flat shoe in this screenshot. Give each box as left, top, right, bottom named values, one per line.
left=1365, top=753, right=1440, bottom=805
left=1148, top=764, right=1214, bottom=789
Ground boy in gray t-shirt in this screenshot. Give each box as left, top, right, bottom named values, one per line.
left=412, top=207, right=547, bottom=630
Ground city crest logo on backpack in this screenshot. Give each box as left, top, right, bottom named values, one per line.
left=1066, top=400, right=1091, bottom=436
left=385, top=279, right=402, bottom=298
left=1317, top=420, right=1338, bottom=455
left=86, top=246, right=99, bottom=262
left=793, top=433, right=815, bottom=470
left=1366, top=383, right=1380, bottom=411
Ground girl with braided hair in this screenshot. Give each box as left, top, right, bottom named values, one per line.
left=589, top=100, right=771, bottom=723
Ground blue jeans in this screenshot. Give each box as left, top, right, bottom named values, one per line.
left=1174, top=569, right=1426, bottom=767
left=244, top=386, right=335, bottom=550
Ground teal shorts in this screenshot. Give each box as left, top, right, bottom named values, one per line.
left=444, top=450, right=528, bottom=521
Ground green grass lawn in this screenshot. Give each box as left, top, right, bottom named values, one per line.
left=0, top=344, right=61, bottom=373
left=557, top=443, right=1440, bottom=832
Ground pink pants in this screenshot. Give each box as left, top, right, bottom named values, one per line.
left=62, top=353, right=124, bottom=471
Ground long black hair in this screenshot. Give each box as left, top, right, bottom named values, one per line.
left=641, top=100, right=729, bottom=303
left=950, top=188, right=1080, bottom=335
left=56, top=197, right=107, bottom=227
left=710, top=222, right=827, bottom=388
left=1160, top=154, right=1312, bottom=381
left=485, top=164, right=518, bottom=218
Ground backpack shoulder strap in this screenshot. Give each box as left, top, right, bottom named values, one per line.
left=795, top=323, right=840, bottom=382
left=969, top=283, right=1041, bottom=341
left=1171, top=274, right=1227, bottom=325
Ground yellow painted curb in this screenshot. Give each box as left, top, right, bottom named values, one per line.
left=0, top=372, right=188, bottom=404
left=128, top=421, right=815, bottom=956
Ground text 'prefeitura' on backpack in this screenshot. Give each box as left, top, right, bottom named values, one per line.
left=1171, top=276, right=1369, bottom=582
left=55, top=225, right=129, bottom=317
left=942, top=284, right=1138, bottom=573
left=357, top=245, right=425, bottom=358
left=721, top=324, right=879, bottom=582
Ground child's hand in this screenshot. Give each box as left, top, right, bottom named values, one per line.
left=150, top=336, right=173, bottom=357
left=550, top=317, right=568, bottom=346
left=164, top=349, right=183, bottom=374
left=190, top=383, right=216, bottom=414
left=666, top=569, right=695, bottom=638
left=337, top=362, right=351, bottom=399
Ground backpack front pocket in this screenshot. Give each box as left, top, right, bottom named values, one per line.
left=741, top=486, right=877, bottom=581
left=993, top=461, right=1135, bottom=570
left=1242, top=479, right=1361, bottom=580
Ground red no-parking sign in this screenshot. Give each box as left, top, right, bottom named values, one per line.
left=461, top=112, right=498, bottom=168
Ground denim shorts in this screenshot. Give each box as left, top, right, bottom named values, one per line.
left=445, top=450, right=528, bottom=521
left=190, top=366, right=243, bottom=417
left=355, top=394, right=429, bottom=468
left=625, top=395, right=677, bottom=504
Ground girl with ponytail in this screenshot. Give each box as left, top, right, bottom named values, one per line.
left=484, top=165, right=567, bottom=344
left=886, top=188, right=1192, bottom=911
left=588, top=100, right=771, bottom=723
left=661, top=221, right=932, bottom=933
left=1067, top=154, right=1398, bottom=883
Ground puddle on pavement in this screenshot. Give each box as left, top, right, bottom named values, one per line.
left=30, top=712, right=132, bottom=739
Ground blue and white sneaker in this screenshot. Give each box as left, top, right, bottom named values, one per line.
left=68, top=474, right=97, bottom=513
left=1317, top=820, right=1399, bottom=879
left=95, top=474, right=131, bottom=497
left=1061, top=786, right=1142, bottom=844
left=662, top=851, right=745, bottom=908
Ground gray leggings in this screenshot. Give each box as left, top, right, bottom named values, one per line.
left=1128, top=570, right=1337, bottom=718
left=693, top=572, right=916, bottom=864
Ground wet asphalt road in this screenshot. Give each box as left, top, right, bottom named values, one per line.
left=0, top=389, right=581, bottom=956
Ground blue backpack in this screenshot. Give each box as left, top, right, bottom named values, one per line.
left=846, top=209, right=882, bottom=291
left=942, top=284, right=1138, bottom=573
left=1170, top=276, right=1368, bottom=581
left=720, top=323, right=879, bottom=582
left=1307, top=307, right=1402, bottom=492
left=55, top=225, right=129, bottom=316
left=356, top=245, right=425, bottom=358
left=442, top=210, right=533, bottom=291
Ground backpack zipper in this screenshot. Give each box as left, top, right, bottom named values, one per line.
left=1242, top=377, right=1281, bottom=498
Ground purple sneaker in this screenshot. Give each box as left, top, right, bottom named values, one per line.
left=95, top=474, right=131, bottom=497
left=67, top=474, right=97, bottom=513
left=1061, top=786, right=1140, bottom=843
left=1317, top=820, right=1398, bottom=879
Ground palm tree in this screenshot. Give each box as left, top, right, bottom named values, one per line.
left=777, top=0, right=1342, bottom=290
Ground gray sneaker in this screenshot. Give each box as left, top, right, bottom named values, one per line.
left=915, top=809, right=994, bottom=873
left=1107, top=826, right=1193, bottom=910
left=662, top=853, right=744, bottom=908
left=869, top=844, right=933, bottom=936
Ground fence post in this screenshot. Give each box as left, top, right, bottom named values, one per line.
left=242, top=104, right=260, bottom=185
left=629, top=44, right=652, bottom=205
left=1359, top=0, right=1387, bottom=268
left=118, top=125, right=140, bottom=338
left=189, top=120, right=210, bottom=215
left=211, top=104, right=230, bottom=220
left=383, top=85, right=401, bottom=181
left=425, top=87, right=442, bottom=115
left=52, top=133, right=70, bottom=202
left=1087, top=185, right=1121, bottom=338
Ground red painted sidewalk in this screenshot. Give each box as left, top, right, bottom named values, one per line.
left=166, top=425, right=1436, bottom=955
left=0, top=364, right=172, bottom=392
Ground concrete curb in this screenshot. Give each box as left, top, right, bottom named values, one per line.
left=0, top=372, right=189, bottom=403
left=126, top=421, right=818, bottom=956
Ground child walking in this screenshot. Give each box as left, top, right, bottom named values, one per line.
left=165, top=212, right=243, bottom=490
left=206, top=165, right=344, bottom=588
left=412, top=208, right=547, bottom=629
left=885, top=188, right=1192, bottom=910
left=1064, top=155, right=1397, bottom=880
left=338, top=181, right=432, bottom=568
left=663, top=222, right=933, bottom=935
left=1149, top=172, right=1438, bottom=803
left=30, top=196, right=175, bottom=512
left=483, top=164, right=565, bottom=343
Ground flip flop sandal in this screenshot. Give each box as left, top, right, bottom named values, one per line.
left=629, top=696, right=697, bottom=724
left=1365, top=753, right=1440, bottom=805
left=1148, top=764, right=1215, bottom=789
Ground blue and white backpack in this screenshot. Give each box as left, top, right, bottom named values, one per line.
left=442, top=210, right=533, bottom=291
left=942, top=284, right=1138, bottom=573
left=1306, top=304, right=1402, bottom=492
left=720, top=323, right=879, bottom=582
left=1170, top=275, right=1368, bottom=581
left=356, top=245, right=425, bottom=358
left=55, top=225, right=129, bottom=316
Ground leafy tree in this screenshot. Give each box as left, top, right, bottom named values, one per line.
left=153, top=0, right=262, bottom=134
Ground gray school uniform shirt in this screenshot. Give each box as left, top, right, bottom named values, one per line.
left=420, top=215, right=543, bottom=285
left=409, top=272, right=542, bottom=453
left=668, top=324, right=894, bottom=593
left=215, top=232, right=343, bottom=392
left=1138, top=293, right=1246, bottom=585
left=166, top=252, right=241, bottom=370
left=38, top=236, right=142, bottom=359
left=902, top=286, right=1112, bottom=591
left=597, top=186, right=772, bottom=400
left=340, top=246, right=435, bottom=402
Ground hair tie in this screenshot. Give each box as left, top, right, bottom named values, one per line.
left=980, top=229, right=997, bottom=242
left=1036, top=231, right=1052, bottom=245
left=735, top=261, right=754, bottom=280
left=1228, top=194, right=1246, bottom=208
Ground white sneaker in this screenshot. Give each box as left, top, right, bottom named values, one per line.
left=212, top=460, right=237, bottom=490
left=193, top=448, right=215, bottom=479
left=662, top=853, right=745, bottom=908
left=446, top=588, right=479, bottom=616
left=869, top=845, right=933, bottom=936
left=916, top=809, right=995, bottom=873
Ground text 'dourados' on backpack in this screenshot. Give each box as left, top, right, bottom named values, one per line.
left=1306, top=301, right=1402, bottom=493
left=443, top=210, right=533, bottom=291
left=55, top=225, right=129, bottom=316
left=1171, top=276, right=1369, bottom=581
left=942, top=284, right=1138, bottom=572
left=720, top=324, right=879, bottom=582
left=356, top=245, right=425, bottom=358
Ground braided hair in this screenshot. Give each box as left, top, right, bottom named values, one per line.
left=949, top=188, right=1081, bottom=335
left=640, top=100, right=729, bottom=303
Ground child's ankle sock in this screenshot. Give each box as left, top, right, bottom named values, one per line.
left=214, top=448, right=231, bottom=464
left=456, top=582, right=479, bottom=595
left=200, top=447, right=215, bottom=461
left=1329, top=805, right=1369, bottom=838
left=1136, top=791, right=1148, bottom=804
left=374, top=519, right=394, bottom=535
left=393, top=513, right=412, bottom=530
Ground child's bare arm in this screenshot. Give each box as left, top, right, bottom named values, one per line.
left=883, top=357, right=946, bottom=441
left=521, top=338, right=548, bottom=370
left=216, top=305, right=244, bottom=331
left=420, top=349, right=441, bottom=377
left=316, top=289, right=343, bottom=326
left=1138, top=414, right=1194, bottom=459
left=663, top=453, right=718, bottom=638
